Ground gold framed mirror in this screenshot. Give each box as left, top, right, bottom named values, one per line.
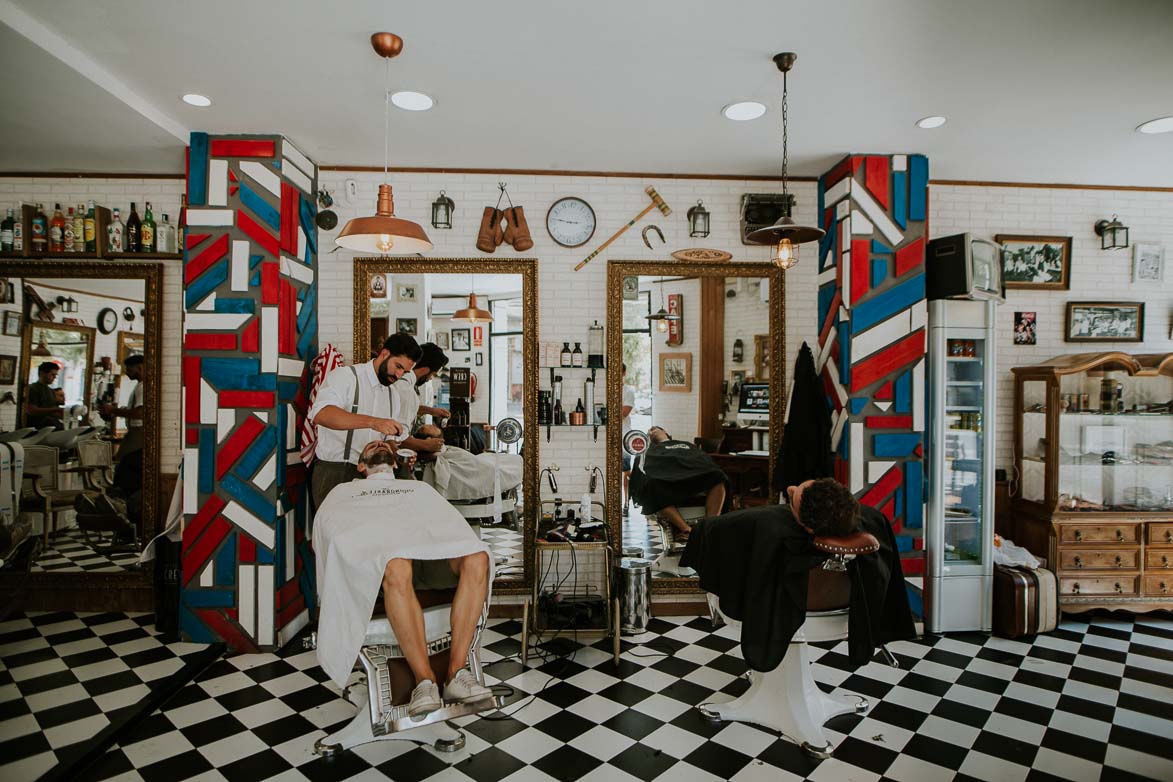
left=606, top=260, right=785, bottom=594
left=353, top=257, right=539, bottom=596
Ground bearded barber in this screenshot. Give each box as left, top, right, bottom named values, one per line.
left=308, top=332, right=423, bottom=507
left=395, top=342, right=451, bottom=456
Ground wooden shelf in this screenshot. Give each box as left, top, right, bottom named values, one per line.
left=0, top=251, right=181, bottom=261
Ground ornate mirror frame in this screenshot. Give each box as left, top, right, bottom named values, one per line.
left=353, top=257, right=539, bottom=596
left=0, top=261, right=163, bottom=609
left=605, top=260, right=785, bottom=594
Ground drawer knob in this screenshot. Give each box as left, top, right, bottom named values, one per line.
left=1166, top=530, right=1172, bottom=543
left=1115, top=529, right=1125, bottom=542
left=1115, top=555, right=1122, bottom=568
left=1115, top=582, right=1123, bottom=594
left=1074, top=556, right=1082, bottom=568
left=1072, top=582, right=1081, bottom=594
left=1074, top=530, right=1082, bottom=542
left=1162, top=582, right=1168, bottom=594
left=1163, top=555, right=1169, bottom=566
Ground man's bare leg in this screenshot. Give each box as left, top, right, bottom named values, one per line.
left=660, top=505, right=690, bottom=535
left=382, top=558, right=433, bottom=685
left=705, top=483, right=726, bottom=517
left=446, top=552, right=490, bottom=683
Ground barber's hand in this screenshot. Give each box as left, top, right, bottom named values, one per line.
left=417, top=437, right=444, bottom=454
left=371, top=418, right=404, bottom=438
left=432, top=408, right=451, bottom=420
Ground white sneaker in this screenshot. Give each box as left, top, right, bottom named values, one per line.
left=408, top=679, right=442, bottom=719
left=443, top=668, right=493, bottom=704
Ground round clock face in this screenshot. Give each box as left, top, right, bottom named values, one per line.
left=546, top=197, right=596, bottom=248
left=97, top=308, right=118, bottom=335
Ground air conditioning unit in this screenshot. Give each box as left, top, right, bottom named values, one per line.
left=740, top=193, right=795, bottom=245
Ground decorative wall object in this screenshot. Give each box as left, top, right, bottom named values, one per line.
left=369, top=273, right=387, bottom=298
left=395, top=317, right=417, bottom=336
left=452, top=328, right=471, bottom=351
left=1132, top=242, right=1165, bottom=282
left=817, top=153, right=929, bottom=576
left=1013, top=312, right=1037, bottom=345
left=658, top=352, right=692, bottom=392
left=753, top=333, right=770, bottom=380
left=2, top=311, right=19, bottom=337
left=1065, top=302, right=1144, bottom=342
left=475, top=353, right=483, bottom=366
left=0, top=354, right=15, bottom=385
left=181, top=132, right=319, bottom=652
left=996, top=234, right=1072, bottom=290
left=396, top=283, right=417, bottom=302
left=666, top=293, right=683, bottom=346
left=436, top=331, right=449, bottom=350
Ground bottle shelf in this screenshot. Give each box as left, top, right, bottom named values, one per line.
left=0, top=251, right=182, bottom=261
left=541, top=365, right=606, bottom=371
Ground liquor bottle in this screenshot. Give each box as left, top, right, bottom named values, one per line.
left=157, top=214, right=176, bottom=253
left=31, top=203, right=48, bottom=253
left=125, top=202, right=141, bottom=252
left=553, top=398, right=564, bottom=426
left=571, top=342, right=584, bottom=367
left=63, top=206, right=76, bottom=252
left=177, top=194, right=187, bottom=251
left=13, top=206, right=24, bottom=252
left=107, top=208, right=125, bottom=252
left=72, top=204, right=85, bottom=252
left=0, top=209, right=13, bottom=253
left=49, top=204, right=65, bottom=252
left=560, top=342, right=572, bottom=367
left=538, top=390, right=552, bottom=425
left=83, top=200, right=97, bottom=253
left=141, top=202, right=156, bottom=252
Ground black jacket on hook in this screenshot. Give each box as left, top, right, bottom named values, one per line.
left=776, top=341, right=833, bottom=492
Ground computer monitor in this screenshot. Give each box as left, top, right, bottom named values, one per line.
left=738, top=383, right=770, bottom=415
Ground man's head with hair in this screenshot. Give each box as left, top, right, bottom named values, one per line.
left=37, top=362, right=59, bottom=381
left=357, top=438, right=399, bottom=476
left=648, top=426, right=670, bottom=443
left=374, top=332, right=422, bottom=387
left=124, top=353, right=145, bottom=380
left=416, top=423, right=443, bottom=440
left=786, top=478, right=860, bottom=537
left=413, top=343, right=449, bottom=385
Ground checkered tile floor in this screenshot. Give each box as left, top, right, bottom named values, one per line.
left=481, top=526, right=524, bottom=582
left=73, top=610, right=1173, bottom=781
left=621, top=511, right=671, bottom=578
left=0, top=611, right=218, bottom=782
left=30, top=529, right=141, bottom=574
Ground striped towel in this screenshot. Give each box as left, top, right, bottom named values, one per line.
left=300, top=344, right=346, bottom=466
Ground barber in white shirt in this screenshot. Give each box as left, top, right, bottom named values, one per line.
left=308, top=333, right=422, bottom=507
left=395, top=342, right=451, bottom=456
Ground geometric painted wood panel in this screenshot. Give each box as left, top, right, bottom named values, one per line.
left=181, top=133, right=318, bottom=650
left=816, top=153, right=928, bottom=576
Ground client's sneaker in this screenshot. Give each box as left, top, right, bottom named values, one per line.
left=444, top=668, right=493, bottom=704
left=408, top=679, right=442, bottom=720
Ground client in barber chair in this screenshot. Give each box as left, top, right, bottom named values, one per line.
left=313, top=438, right=494, bottom=719
left=630, top=426, right=727, bottom=542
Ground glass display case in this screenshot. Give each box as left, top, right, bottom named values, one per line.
left=1012, top=352, right=1173, bottom=613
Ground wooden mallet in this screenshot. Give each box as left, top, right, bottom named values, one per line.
left=575, top=186, right=671, bottom=271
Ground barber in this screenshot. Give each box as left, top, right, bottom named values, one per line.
left=394, top=342, right=450, bottom=456
left=308, top=332, right=423, bottom=508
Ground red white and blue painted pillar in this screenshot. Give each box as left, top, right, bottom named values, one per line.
left=816, top=154, right=929, bottom=576
left=180, top=133, right=319, bottom=650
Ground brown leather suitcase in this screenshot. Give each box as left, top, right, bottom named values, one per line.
left=993, top=565, right=1058, bottom=638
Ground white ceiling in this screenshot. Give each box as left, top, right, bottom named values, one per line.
left=1, top=0, right=1171, bottom=185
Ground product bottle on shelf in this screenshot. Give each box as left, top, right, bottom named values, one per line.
left=13, top=205, right=24, bottom=252
left=584, top=375, right=594, bottom=424
left=177, top=194, right=187, bottom=251
left=141, top=202, right=156, bottom=252
left=553, top=398, right=564, bottom=426
left=31, top=203, right=48, bottom=253
left=63, top=206, right=76, bottom=252
left=83, top=200, right=97, bottom=253
left=1, top=209, right=13, bottom=252
left=571, top=342, right=584, bottom=367
left=49, top=204, right=65, bottom=252
left=158, top=214, right=176, bottom=253
left=108, top=208, right=125, bottom=252
left=560, top=342, right=572, bottom=367
left=72, top=204, right=85, bottom=252
left=125, top=202, right=141, bottom=252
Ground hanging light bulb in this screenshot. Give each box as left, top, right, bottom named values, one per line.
left=656, top=315, right=670, bottom=333
left=774, top=238, right=797, bottom=269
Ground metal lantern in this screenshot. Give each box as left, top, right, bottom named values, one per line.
left=56, top=296, right=78, bottom=314
left=687, top=200, right=710, bottom=238
left=431, top=191, right=455, bottom=230
left=1094, top=215, right=1129, bottom=250
left=732, top=338, right=744, bottom=363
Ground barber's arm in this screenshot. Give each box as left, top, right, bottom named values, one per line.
left=402, top=434, right=443, bottom=453
left=309, top=371, right=404, bottom=438
left=417, top=405, right=450, bottom=420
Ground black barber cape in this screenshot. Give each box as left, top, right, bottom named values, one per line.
left=680, top=503, right=915, bottom=672
left=629, top=440, right=728, bottom=515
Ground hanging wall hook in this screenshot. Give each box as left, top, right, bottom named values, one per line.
left=642, top=224, right=665, bottom=249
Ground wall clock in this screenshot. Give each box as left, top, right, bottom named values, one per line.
left=546, top=197, right=596, bottom=248
left=97, top=308, right=118, bottom=335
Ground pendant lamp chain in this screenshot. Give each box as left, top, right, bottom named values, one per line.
left=780, top=68, right=789, bottom=201
left=383, top=57, right=390, bottom=180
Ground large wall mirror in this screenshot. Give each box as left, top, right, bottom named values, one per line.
left=0, top=261, right=163, bottom=608
left=353, top=257, right=538, bottom=596
left=606, top=261, right=784, bottom=593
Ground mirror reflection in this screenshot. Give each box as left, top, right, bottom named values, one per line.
left=368, top=272, right=526, bottom=582
left=0, top=276, right=149, bottom=574
left=620, top=275, right=774, bottom=578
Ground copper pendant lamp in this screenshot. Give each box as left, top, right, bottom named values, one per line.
left=452, top=291, right=493, bottom=324
left=336, top=33, right=433, bottom=255
left=745, top=52, right=825, bottom=269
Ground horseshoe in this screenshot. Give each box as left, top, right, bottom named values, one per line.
left=641, top=224, right=665, bottom=249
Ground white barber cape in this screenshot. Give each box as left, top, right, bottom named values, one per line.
left=424, top=447, right=524, bottom=501
left=313, top=472, right=490, bottom=686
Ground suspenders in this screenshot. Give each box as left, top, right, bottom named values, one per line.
left=341, top=366, right=398, bottom=463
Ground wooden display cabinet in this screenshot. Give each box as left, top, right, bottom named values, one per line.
left=1011, top=352, right=1173, bottom=613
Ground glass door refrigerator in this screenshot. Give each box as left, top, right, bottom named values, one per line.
left=926, top=299, right=996, bottom=633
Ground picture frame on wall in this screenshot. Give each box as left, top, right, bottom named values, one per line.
left=451, top=328, right=471, bottom=351
left=1132, top=243, right=1165, bottom=283
left=1065, top=302, right=1144, bottom=342
left=0, top=280, right=13, bottom=304
left=395, top=318, right=418, bottom=337
left=658, top=352, right=692, bottom=393
left=397, top=284, right=417, bottom=303
left=475, top=353, right=483, bottom=366
left=369, top=273, right=388, bottom=299
left=436, top=331, right=450, bottom=350
left=2, top=311, right=20, bottom=337
left=1013, top=311, right=1037, bottom=345
left=0, top=354, right=16, bottom=385
left=996, top=234, right=1072, bottom=290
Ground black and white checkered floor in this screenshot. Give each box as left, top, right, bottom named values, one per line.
left=621, top=511, right=671, bottom=577
left=481, top=526, right=525, bottom=582
left=56, top=609, right=1173, bottom=782
left=29, top=529, right=141, bottom=574
left=0, top=611, right=220, bottom=782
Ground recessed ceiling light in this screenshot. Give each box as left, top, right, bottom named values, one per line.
left=391, top=91, right=434, bottom=111
left=915, top=115, right=947, bottom=129
left=182, top=93, right=212, bottom=107
left=1136, top=116, right=1173, bottom=134
left=722, top=101, right=767, bottom=121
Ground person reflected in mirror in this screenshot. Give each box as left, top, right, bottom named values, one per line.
left=621, top=362, right=636, bottom=516
left=26, top=361, right=64, bottom=430
left=100, top=354, right=146, bottom=536
left=634, top=426, right=727, bottom=543
left=396, top=342, right=451, bottom=456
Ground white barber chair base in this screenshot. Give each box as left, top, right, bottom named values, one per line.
left=698, top=610, right=868, bottom=759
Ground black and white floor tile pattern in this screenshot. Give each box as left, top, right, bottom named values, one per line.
left=481, top=526, right=525, bottom=582
left=0, top=611, right=218, bottom=782
left=73, top=610, right=1172, bottom=781
left=30, top=529, right=141, bottom=574
left=621, top=511, right=669, bottom=577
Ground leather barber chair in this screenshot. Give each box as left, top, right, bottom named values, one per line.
left=650, top=502, right=706, bottom=576
left=700, top=531, right=882, bottom=758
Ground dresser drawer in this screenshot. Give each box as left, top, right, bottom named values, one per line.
left=1143, top=576, right=1171, bottom=597
left=1059, top=549, right=1138, bottom=571
left=1145, top=550, right=1173, bottom=570
left=1058, top=524, right=1140, bottom=545
left=1148, top=523, right=1173, bottom=546
left=1060, top=576, right=1138, bottom=596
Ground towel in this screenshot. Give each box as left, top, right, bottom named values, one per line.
left=423, top=448, right=524, bottom=502
left=301, top=344, right=346, bottom=467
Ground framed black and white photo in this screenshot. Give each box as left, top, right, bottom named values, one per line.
left=396, top=284, right=417, bottom=303
left=451, top=328, right=471, bottom=351
left=1065, top=302, right=1144, bottom=343
left=658, top=352, right=692, bottom=393
left=1132, top=243, right=1164, bottom=283
left=475, top=353, right=483, bottom=366
left=2, top=311, right=20, bottom=337
left=0, top=354, right=16, bottom=385
left=395, top=317, right=417, bottom=337
left=435, top=331, right=449, bottom=350
left=996, top=234, right=1072, bottom=290
left=0, top=280, right=14, bottom=304
left=1013, top=311, right=1037, bottom=345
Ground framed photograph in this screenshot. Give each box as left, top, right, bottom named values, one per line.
left=1013, top=311, right=1037, bottom=345
left=658, top=352, right=692, bottom=393
left=996, top=234, right=1072, bottom=290
left=451, top=328, right=471, bottom=352
left=0, top=280, right=13, bottom=304
left=395, top=317, right=418, bottom=337
left=117, top=331, right=145, bottom=366
left=1132, top=243, right=1165, bottom=283
left=475, top=353, right=483, bottom=366
left=1065, top=302, right=1144, bottom=343
left=396, top=284, right=417, bottom=303
left=436, top=331, right=450, bottom=350
left=2, top=311, right=20, bottom=337
left=369, top=273, right=387, bottom=299
left=0, top=354, right=15, bottom=385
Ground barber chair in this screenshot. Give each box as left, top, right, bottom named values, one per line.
left=311, top=587, right=504, bottom=757
left=450, top=487, right=521, bottom=533
left=699, top=531, right=882, bottom=758
left=649, top=501, right=708, bottom=576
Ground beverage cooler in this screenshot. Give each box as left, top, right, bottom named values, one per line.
left=925, top=299, right=997, bottom=633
